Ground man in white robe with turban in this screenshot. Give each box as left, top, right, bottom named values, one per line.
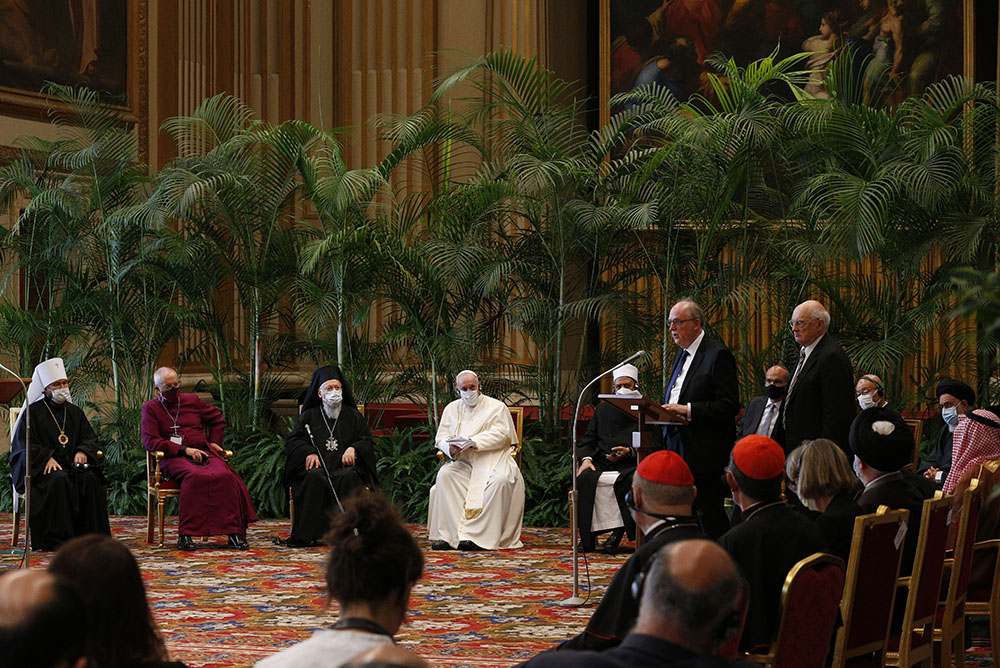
left=427, top=370, right=524, bottom=551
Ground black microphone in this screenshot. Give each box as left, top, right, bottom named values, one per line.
left=617, top=350, right=645, bottom=367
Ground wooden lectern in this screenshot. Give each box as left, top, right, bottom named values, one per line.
left=596, top=394, right=686, bottom=548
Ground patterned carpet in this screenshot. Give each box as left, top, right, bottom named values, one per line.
left=0, top=515, right=994, bottom=667
left=0, top=515, right=624, bottom=667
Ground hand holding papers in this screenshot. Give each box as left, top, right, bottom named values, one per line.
left=446, top=437, right=476, bottom=459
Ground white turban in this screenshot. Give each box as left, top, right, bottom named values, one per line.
left=612, top=363, right=639, bottom=382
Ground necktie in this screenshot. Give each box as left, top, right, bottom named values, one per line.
left=783, top=348, right=807, bottom=428
left=665, top=349, right=689, bottom=401
left=757, top=401, right=775, bottom=436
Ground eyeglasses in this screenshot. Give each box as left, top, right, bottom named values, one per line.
left=667, top=318, right=696, bottom=327
left=159, top=383, right=180, bottom=391
left=613, top=383, right=636, bottom=390
left=788, top=318, right=819, bottom=329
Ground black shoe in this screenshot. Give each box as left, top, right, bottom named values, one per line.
left=457, top=540, right=486, bottom=551
left=227, top=533, right=249, bottom=550
left=431, top=540, right=453, bottom=551
left=278, top=536, right=323, bottom=548
left=602, top=528, right=625, bottom=555
left=177, top=535, right=195, bottom=551
left=576, top=540, right=596, bottom=553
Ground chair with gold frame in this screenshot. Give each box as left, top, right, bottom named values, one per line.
left=884, top=493, right=953, bottom=668
left=146, top=444, right=233, bottom=548
left=903, top=418, right=924, bottom=470
left=830, top=506, right=910, bottom=668
left=742, top=552, right=845, bottom=668
left=963, top=458, right=1000, bottom=660
left=434, top=405, right=525, bottom=466
left=933, top=476, right=985, bottom=668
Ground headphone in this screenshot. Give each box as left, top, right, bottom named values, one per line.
left=630, top=552, right=743, bottom=652
left=859, top=375, right=884, bottom=397
left=624, top=490, right=699, bottom=524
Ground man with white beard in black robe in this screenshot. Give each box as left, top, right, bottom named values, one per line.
left=9, top=357, right=110, bottom=550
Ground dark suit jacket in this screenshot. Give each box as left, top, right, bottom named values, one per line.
left=664, top=335, right=740, bottom=475
left=520, top=633, right=748, bottom=668
left=814, top=491, right=864, bottom=564
left=740, top=396, right=783, bottom=445
left=780, top=334, right=855, bottom=451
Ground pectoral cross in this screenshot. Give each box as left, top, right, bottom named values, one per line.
left=326, top=437, right=339, bottom=452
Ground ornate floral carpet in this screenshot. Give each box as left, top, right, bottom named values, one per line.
left=0, top=515, right=994, bottom=667
left=0, top=515, right=625, bottom=667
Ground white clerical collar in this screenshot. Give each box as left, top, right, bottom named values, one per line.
left=684, top=329, right=706, bottom=357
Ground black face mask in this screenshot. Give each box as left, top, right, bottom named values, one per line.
left=764, top=384, right=786, bottom=400
left=161, top=387, right=180, bottom=402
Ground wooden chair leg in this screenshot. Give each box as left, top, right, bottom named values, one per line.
left=10, top=506, right=19, bottom=548
left=991, top=611, right=1000, bottom=667
left=158, top=496, right=166, bottom=548
left=954, top=627, right=966, bottom=668
left=147, top=492, right=155, bottom=544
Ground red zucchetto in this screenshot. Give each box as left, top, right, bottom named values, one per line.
left=636, top=450, right=695, bottom=486
left=732, top=435, right=785, bottom=480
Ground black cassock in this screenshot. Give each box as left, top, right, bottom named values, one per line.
left=15, top=398, right=110, bottom=550
left=284, top=405, right=378, bottom=543
left=558, top=520, right=706, bottom=651
left=576, top=402, right=647, bottom=545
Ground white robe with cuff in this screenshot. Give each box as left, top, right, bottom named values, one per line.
left=427, top=395, right=524, bottom=549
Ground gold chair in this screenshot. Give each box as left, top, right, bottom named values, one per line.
left=933, top=477, right=985, bottom=668
left=830, top=506, right=910, bottom=668
left=742, top=552, right=845, bottom=668
left=903, top=418, right=924, bottom=469
left=884, top=493, right=953, bottom=668
left=963, top=458, right=1000, bottom=660
left=146, top=446, right=233, bottom=548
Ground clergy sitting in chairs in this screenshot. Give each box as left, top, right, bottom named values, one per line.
left=280, top=365, right=377, bottom=547
left=10, top=357, right=110, bottom=551
left=428, top=369, right=524, bottom=551
left=575, top=362, right=643, bottom=555
left=141, top=366, right=257, bottom=551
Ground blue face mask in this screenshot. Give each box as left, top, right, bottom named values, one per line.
left=942, top=406, right=960, bottom=428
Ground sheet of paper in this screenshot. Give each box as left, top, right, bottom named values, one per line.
left=446, top=437, right=475, bottom=451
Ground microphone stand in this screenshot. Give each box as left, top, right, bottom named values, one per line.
left=304, top=423, right=345, bottom=513
left=558, top=351, right=644, bottom=607
left=0, top=362, right=30, bottom=568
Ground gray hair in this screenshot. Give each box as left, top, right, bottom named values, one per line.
left=646, top=543, right=742, bottom=628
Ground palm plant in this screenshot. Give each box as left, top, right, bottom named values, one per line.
left=141, top=94, right=306, bottom=426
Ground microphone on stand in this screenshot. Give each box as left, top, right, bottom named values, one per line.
left=558, top=351, right=645, bottom=607
left=0, top=361, right=30, bottom=569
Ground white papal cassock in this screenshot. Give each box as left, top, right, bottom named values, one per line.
left=427, top=394, right=524, bottom=549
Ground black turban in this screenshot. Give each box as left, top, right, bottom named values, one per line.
left=935, top=379, right=975, bottom=405
left=300, top=365, right=357, bottom=412
left=849, top=407, right=913, bottom=472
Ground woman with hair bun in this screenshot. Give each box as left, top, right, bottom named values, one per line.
left=256, top=493, right=425, bottom=667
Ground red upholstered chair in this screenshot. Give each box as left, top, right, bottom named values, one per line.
left=964, top=458, right=1000, bottom=659
left=933, top=477, right=984, bottom=668
left=742, top=552, right=845, bottom=668
left=885, top=494, right=953, bottom=668
left=830, top=506, right=910, bottom=668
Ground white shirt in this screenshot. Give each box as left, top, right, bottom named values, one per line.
left=799, top=332, right=825, bottom=367
left=255, top=629, right=393, bottom=667
left=758, top=398, right=783, bottom=436
left=667, top=329, right=705, bottom=420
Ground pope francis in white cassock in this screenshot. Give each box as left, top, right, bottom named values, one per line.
left=427, top=370, right=524, bottom=551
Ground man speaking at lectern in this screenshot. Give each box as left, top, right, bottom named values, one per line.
left=660, top=300, right=739, bottom=538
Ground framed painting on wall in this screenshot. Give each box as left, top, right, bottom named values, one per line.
left=0, top=0, right=147, bottom=128
left=599, top=0, right=974, bottom=125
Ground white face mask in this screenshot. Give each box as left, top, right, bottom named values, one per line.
left=321, top=389, right=343, bottom=407
left=615, top=386, right=640, bottom=396
left=857, top=393, right=876, bottom=410
left=852, top=456, right=864, bottom=482
left=460, top=389, right=480, bottom=407
left=49, top=387, right=72, bottom=405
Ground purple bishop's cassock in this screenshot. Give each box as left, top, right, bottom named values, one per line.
left=141, top=393, right=257, bottom=537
